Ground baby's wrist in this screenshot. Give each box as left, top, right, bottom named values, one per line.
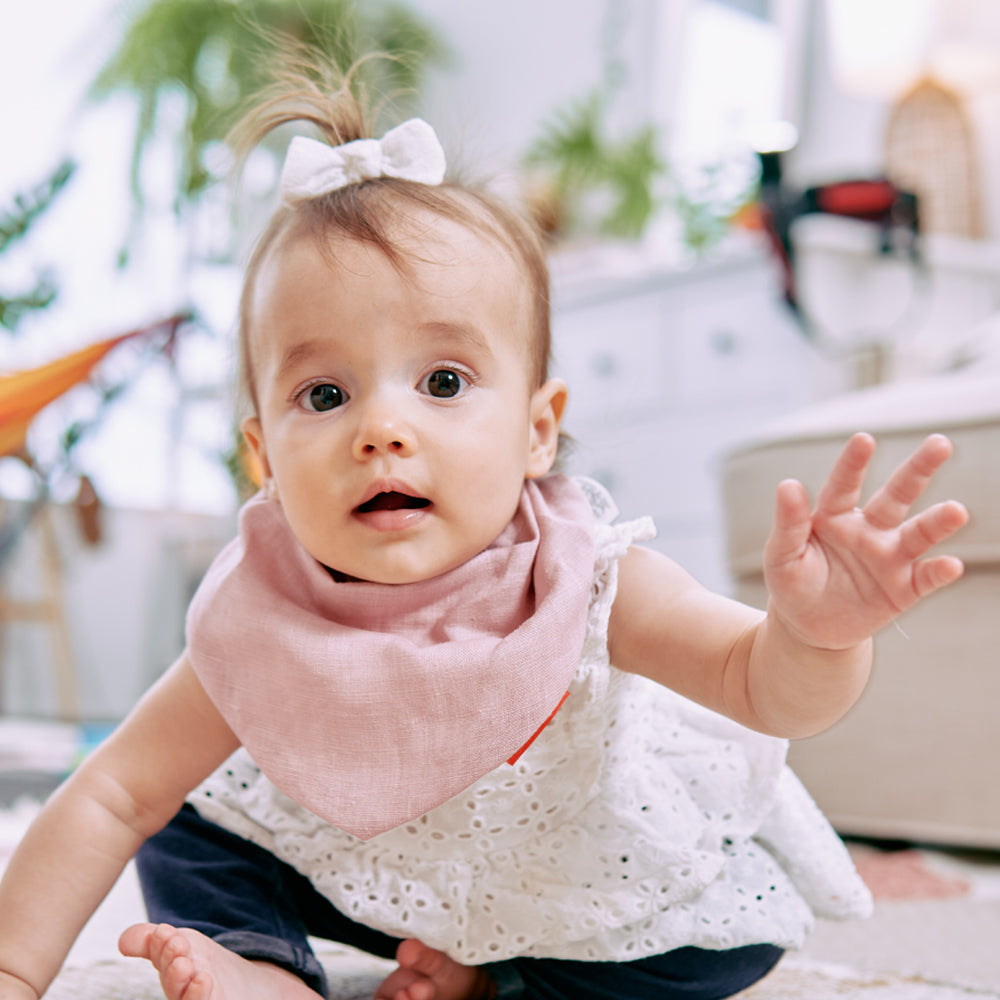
left=765, top=600, right=870, bottom=659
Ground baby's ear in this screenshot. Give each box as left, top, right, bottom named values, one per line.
left=240, top=416, right=275, bottom=495
left=526, top=378, right=569, bottom=478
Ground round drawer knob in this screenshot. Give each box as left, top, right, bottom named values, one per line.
left=591, top=352, right=618, bottom=377
left=710, top=329, right=738, bottom=355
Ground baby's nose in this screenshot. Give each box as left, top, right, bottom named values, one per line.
left=359, top=437, right=407, bottom=455
left=351, top=403, right=416, bottom=459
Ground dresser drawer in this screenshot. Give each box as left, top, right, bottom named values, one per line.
left=565, top=419, right=724, bottom=522
left=564, top=420, right=736, bottom=592
left=552, top=288, right=669, bottom=426
left=672, top=284, right=807, bottom=411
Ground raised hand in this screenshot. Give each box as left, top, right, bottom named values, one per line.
left=763, top=432, right=968, bottom=651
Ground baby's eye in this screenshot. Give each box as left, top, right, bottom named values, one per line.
left=421, top=369, right=468, bottom=399
left=298, top=382, right=347, bottom=412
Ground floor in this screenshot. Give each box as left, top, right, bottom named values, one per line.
left=800, top=844, right=1000, bottom=992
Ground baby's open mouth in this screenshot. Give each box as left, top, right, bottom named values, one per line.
left=356, top=492, right=431, bottom=514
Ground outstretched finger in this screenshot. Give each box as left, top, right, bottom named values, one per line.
left=898, top=499, right=969, bottom=560
left=912, top=554, right=965, bottom=599
left=863, top=433, right=954, bottom=530
left=814, top=432, right=877, bottom=516
left=764, top=478, right=814, bottom=567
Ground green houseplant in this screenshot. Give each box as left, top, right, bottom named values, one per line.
left=524, top=89, right=664, bottom=242
left=0, top=161, right=75, bottom=333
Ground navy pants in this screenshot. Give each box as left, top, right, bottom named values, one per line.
left=136, top=805, right=783, bottom=1000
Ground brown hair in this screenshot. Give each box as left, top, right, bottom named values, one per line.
left=231, top=60, right=552, bottom=417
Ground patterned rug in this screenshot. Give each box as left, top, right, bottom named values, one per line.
left=42, top=947, right=1000, bottom=1000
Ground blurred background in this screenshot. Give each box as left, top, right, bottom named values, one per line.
left=4, top=6, right=1000, bottom=988
left=1, top=0, right=999, bottom=809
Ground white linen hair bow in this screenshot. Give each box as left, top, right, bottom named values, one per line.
left=279, top=118, right=447, bottom=205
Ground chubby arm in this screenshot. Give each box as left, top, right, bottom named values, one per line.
left=608, top=433, right=968, bottom=739
left=608, top=551, right=873, bottom=738
left=0, top=652, right=239, bottom=999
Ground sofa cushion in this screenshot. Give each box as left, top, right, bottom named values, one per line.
left=722, top=372, right=1000, bottom=580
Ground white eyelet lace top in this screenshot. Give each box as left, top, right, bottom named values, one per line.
left=189, top=480, right=872, bottom=964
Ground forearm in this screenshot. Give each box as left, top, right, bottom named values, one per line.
left=0, top=765, right=158, bottom=998
left=733, top=600, right=873, bottom=739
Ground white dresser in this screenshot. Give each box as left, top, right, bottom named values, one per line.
left=551, top=246, right=843, bottom=594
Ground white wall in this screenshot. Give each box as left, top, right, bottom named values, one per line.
left=783, top=1, right=889, bottom=187
left=412, top=0, right=665, bottom=176
left=1, top=503, right=233, bottom=720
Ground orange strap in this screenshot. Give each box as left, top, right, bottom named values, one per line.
left=506, top=690, right=570, bottom=766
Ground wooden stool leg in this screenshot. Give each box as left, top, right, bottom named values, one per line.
left=36, top=506, right=80, bottom=721
left=0, top=503, right=80, bottom=721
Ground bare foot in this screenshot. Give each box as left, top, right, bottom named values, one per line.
left=118, top=922, right=321, bottom=1000
left=375, top=939, right=493, bottom=1000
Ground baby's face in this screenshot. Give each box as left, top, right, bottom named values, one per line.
left=242, top=215, right=565, bottom=583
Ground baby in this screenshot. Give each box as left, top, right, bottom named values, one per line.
left=0, top=65, right=969, bottom=1000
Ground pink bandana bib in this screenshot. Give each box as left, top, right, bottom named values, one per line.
left=186, top=475, right=596, bottom=840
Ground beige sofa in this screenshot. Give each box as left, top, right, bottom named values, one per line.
left=722, top=370, right=1000, bottom=848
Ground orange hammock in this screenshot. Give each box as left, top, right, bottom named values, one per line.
left=0, top=314, right=188, bottom=458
